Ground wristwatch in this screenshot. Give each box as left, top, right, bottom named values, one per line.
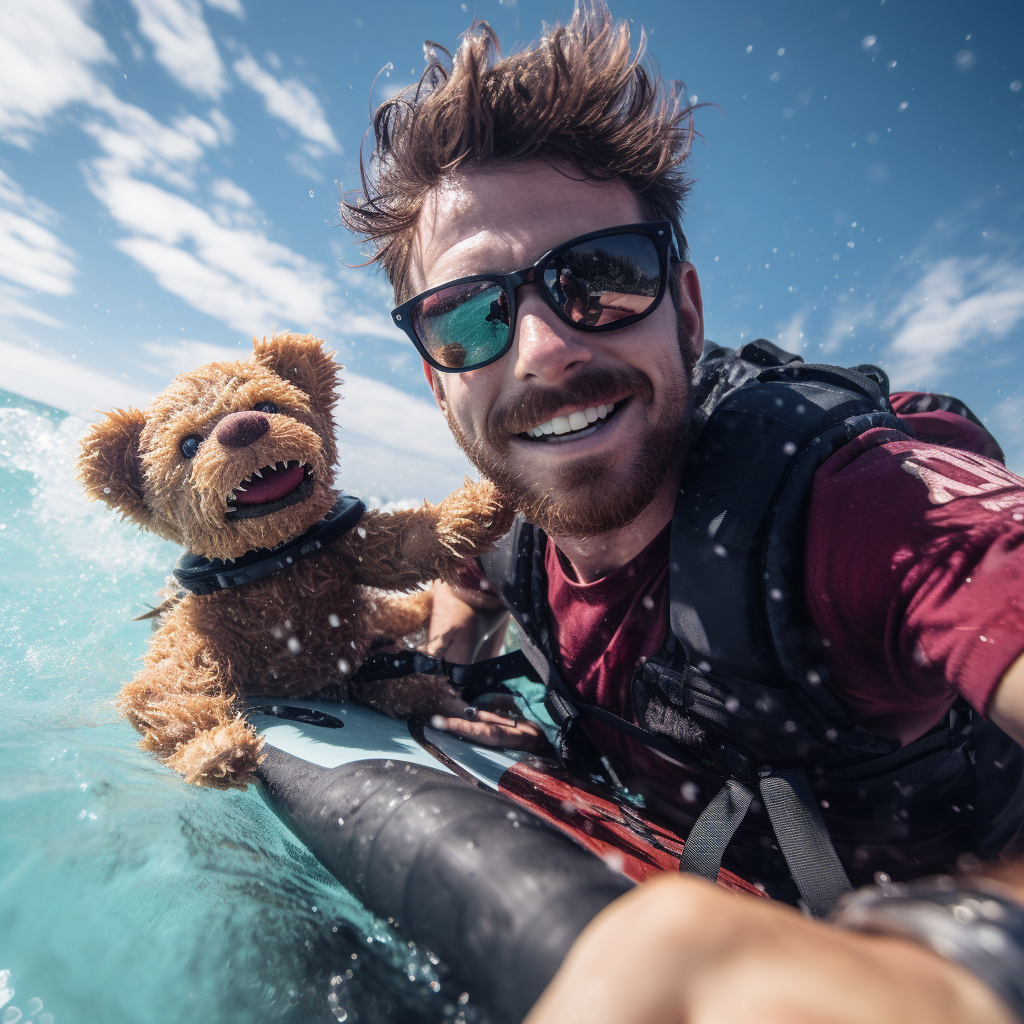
left=832, top=875, right=1024, bottom=1023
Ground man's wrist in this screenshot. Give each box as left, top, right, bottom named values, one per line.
left=833, top=876, right=1024, bottom=1023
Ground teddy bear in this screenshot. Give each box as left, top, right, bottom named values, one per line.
left=78, top=332, right=510, bottom=789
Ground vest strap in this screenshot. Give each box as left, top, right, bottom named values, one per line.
left=679, top=779, right=754, bottom=881
left=759, top=767, right=853, bottom=917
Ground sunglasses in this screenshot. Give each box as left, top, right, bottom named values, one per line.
left=391, top=221, right=676, bottom=373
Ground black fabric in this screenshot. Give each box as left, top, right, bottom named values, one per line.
left=349, top=648, right=539, bottom=703
left=679, top=779, right=754, bottom=881
left=173, top=494, right=365, bottom=594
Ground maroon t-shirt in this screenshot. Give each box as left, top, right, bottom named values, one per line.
left=465, top=398, right=1024, bottom=779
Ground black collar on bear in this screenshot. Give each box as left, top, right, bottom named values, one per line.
left=173, top=495, right=366, bottom=596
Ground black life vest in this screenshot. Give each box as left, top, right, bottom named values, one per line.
left=479, top=340, right=1024, bottom=915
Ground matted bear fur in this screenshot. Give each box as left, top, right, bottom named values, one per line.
left=78, top=332, right=510, bottom=789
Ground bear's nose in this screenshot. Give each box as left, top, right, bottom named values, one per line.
left=215, top=411, right=270, bottom=448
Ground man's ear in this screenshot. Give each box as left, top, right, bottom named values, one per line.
left=78, top=407, right=153, bottom=528
left=252, top=331, right=340, bottom=411
left=422, top=358, right=447, bottom=413
left=674, top=261, right=705, bottom=365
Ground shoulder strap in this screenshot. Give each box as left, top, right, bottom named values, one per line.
left=670, top=357, right=901, bottom=692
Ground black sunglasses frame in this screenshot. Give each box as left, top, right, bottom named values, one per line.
left=391, top=221, right=677, bottom=374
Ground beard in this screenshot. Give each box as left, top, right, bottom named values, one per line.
left=443, top=353, right=694, bottom=538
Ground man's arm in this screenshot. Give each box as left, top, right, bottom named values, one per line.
left=426, top=579, right=550, bottom=751
left=986, top=651, right=1024, bottom=748
left=525, top=873, right=1017, bottom=1024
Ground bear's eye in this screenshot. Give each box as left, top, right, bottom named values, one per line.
left=253, top=400, right=278, bottom=414
left=180, top=434, right=203, bottom=460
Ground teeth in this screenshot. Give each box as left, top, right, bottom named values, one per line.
left=527, top=403, right=615, bottom=438
left=237, top=485, right=247, bottom=493
left=253, top=468, right=263, bottom=479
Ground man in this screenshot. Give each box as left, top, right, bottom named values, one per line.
left=342, top=3, right=1024, bottom=1020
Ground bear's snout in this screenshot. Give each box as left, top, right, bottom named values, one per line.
left=215, top=411, right=270, bottom=448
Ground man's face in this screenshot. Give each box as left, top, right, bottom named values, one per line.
left=407, top=160, right=705, bottom=537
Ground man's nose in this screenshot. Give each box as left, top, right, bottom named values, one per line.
left=512, top=291, right=592, bottom=383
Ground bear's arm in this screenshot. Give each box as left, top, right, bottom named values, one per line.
left=333, top=479, right=511, bottom=590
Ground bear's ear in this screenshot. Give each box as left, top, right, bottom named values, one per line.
left=252, top=332, right=340, bottom=412
left=78, top=407, right=153, bottom=529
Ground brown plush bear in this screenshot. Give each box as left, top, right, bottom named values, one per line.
left=78, top=332, right=509, bottom=789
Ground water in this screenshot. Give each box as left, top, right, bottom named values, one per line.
left=0, top=391, right=480, bottom=1024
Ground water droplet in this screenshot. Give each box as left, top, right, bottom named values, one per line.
left=782, top=441, right=797, bottom=456
left=861, top=35, right=877, bottom=50
left=1011, top=81, right=1023, bottom=93
left=3, top=1007, right=22, bottom=1024
left=681, top=781, right=700, bottom=802
left=955, top=50, right=976, bottom=71
left=745, top=44, right=753, bottom=53
left=309, top=190, right=314, bottom=198
left=898, top=100, right=909, bottom=111
left=769, top=587, right=784, bottom=601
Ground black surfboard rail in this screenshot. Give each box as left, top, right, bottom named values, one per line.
left=257, top=745, right=634, bottom=1024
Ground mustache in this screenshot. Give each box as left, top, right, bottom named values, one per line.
left=489, top=366, right=655, bottom=439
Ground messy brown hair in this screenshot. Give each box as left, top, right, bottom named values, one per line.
left=341, top=0, right=697, bottom=300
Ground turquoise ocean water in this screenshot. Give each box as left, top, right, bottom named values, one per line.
left=0, top=390, right=484, bottom=1024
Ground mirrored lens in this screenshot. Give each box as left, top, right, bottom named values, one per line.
left=412, top=280, right=510, bottom=369
left=542, top=232, right=662, bottom=328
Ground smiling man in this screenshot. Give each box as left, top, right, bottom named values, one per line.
left=342, top=4, right=1024, bottom=1021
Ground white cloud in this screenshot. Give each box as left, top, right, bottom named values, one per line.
left=774, top=310, right=807, bottom=354
left=88, top=171, right=342, bottom=333
left=0, top=170, right=77, bottom=329
left=171, top=112, right=222, bottom=148
left=129, top=0, right=228, bottom=99
left=84, top=87, right=209, bottom=189
left=0, top=210, right=77, bottom=295
left=204, top=0, right=244, bottom=16
left=209, top=177, right=254, bottom=208
left=233, top=50, right=340, bottom=151
left=0, top=338, right=152, bottom=418
left=0, top=0, right=113, bottom=146
left=881, top=256, right=1024, bottom=388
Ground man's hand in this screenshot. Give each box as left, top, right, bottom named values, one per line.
left=424, top=578, right=552, bottom=753
left=525, top=873, right=1016, bottom=1024
left=429, top=692, right=552, bottom=754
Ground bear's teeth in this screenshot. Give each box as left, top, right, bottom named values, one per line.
left=237, top=485, right=247, bottom=493
left=253, top=468, right=263, bottom=479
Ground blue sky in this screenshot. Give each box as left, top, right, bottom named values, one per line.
left=1, top=0, right=1022, bottom=499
